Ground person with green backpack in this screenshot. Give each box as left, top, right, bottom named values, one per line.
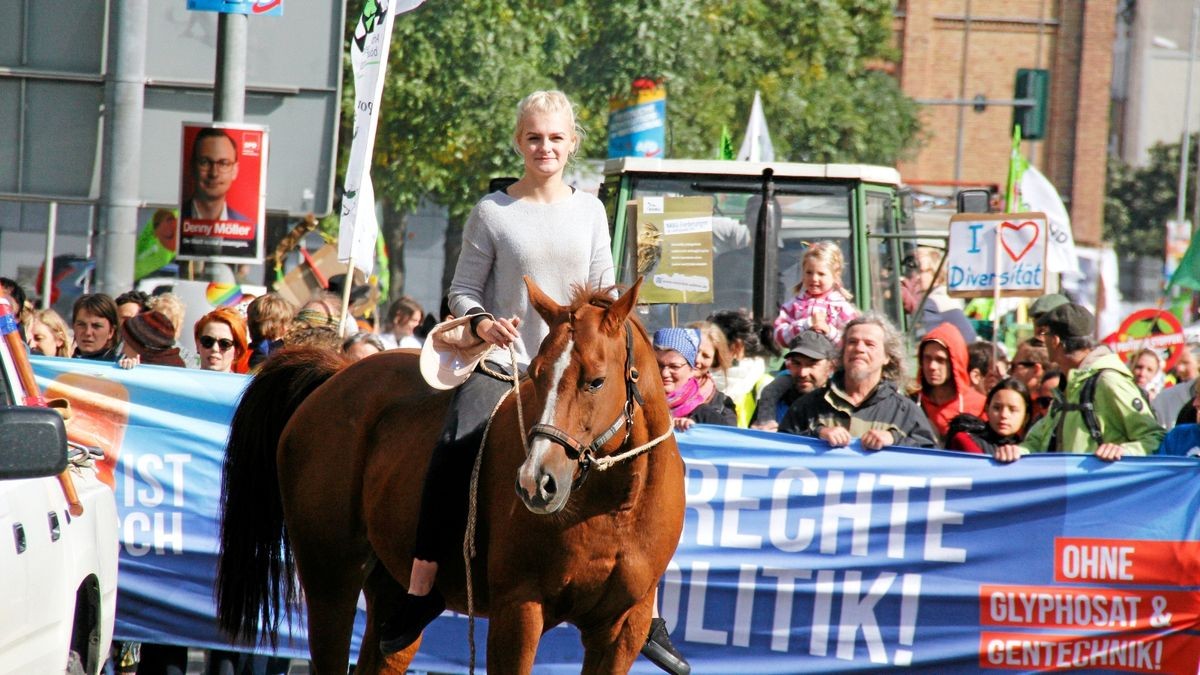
left=994, top=303, right=1164, bottom=462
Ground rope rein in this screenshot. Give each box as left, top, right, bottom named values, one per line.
left=459, top=334, right=672, bottom=674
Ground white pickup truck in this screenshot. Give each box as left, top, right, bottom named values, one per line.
left=0, top=303, right=118, bottom=675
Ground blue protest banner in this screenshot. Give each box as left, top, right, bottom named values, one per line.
left=30, top=356, right=1200, bottom=673
left=187, top=0, right=283, bottom=17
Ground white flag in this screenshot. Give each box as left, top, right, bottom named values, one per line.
left=736, top=91, right=775, bottom=162
left=1019, top=165, right=1081, bottom=278
left=338, top=0, right=425, bottom=276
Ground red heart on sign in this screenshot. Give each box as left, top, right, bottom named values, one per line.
left=1000, top=220, right=1039, bottom=262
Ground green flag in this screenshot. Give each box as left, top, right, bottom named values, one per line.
left=1005, top=124, right=1027, bottom=212
left=1167, top=233, right=1200, bottom=292
left=133, top=209, right=178, bottom=281
left=375, top=235, right=391, bottom=303
left=717, top=125, right=734, bottom=160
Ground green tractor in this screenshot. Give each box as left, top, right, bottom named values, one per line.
left=600, top=158, right=926, bottom=338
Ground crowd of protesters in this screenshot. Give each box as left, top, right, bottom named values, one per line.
left=2, top=236, right=1196, bottom=674
left=5, top=259, right=1180, bottom=466
left=651, top=277, right=1179, bottom=465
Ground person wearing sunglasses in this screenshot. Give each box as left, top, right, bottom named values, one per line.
left=194, top=308, right=249, bottom=374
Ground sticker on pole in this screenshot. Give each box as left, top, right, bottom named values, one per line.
left=947, top=212, right=1048, bottom=298
left=1103, top=308, right=1186, bottom=373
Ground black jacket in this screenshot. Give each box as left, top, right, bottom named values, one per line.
left=779, top=374, right=937, bottom=448
left=689, top=391, right=738, bottom=427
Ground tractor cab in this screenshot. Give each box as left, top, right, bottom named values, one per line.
left=600, top=158, right=922, bottom=335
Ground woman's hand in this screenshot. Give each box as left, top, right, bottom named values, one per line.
left=476, top=316, right=522, bottom=348
left=673, top=416, right=695, bottom=432
left=118, top=355, right=140, bottom=370
left=993, top=444, right=1023, bottom=463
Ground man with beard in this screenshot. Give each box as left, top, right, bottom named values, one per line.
left=751, top=330, right=836, bottom=430
left=779, top=314, right=936, bottom=449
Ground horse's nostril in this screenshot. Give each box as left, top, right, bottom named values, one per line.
left=541, top=473, right=557, bottom=497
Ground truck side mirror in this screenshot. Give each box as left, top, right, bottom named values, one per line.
left=956, top=188, right=991, bottom=214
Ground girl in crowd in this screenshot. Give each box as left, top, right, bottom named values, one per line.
left=1130, top=348, right=1162, bottom=401
left=773, top=242, right=858, bottom=348
left=246, top=293, right=294, bottom=369
left=27, top=308, right=73, bottom=357
left=945, top=377, right=1033, bottom=455
left=380, top=295, right=424, bottom=349
left=195, top=308, right=250, bottom=373
left=689, top=319, right=733, bottom=399
left=654, top=327, right=738, bottom=431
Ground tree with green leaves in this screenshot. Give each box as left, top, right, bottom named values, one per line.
left=349, top=0, right=921, bottom=302
left=1104, top=135, right=1200, bottom=260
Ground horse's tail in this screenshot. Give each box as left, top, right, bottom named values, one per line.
left=216, top=346, right=347, bottom=647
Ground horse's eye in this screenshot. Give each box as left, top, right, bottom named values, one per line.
left=586, top=377, right=606, bottom=392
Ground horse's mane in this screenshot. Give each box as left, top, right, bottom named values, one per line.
left=565, top=282, right=653, bottom=352
left=567, top=283, right=651, bottom=340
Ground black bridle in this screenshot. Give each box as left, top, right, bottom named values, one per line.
left=526, top=321, right=645, bottom=489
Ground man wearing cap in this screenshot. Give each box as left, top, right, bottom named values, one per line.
left=995, top=303, right=1164, bottom=462
left=751, top=330, right=835, bottom=431
left=1028, top=293, right=1070, bottom=323
left=779, top=314, right=936, bottom=449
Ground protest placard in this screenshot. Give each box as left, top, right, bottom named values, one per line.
left=947, top=212, right=1048, bottom=298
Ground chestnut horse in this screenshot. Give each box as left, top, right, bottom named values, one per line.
left=215, top=278, right=685, bottom=674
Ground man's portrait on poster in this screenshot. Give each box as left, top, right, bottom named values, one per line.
left=177, top=123, right=266, bottom=263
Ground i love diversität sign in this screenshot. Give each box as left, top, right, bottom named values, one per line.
left=946, top=212, right=1048, bottom=298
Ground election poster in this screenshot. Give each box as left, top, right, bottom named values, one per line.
left=947, top=212, right=1048, bottom=298
left=608, top=79, right=667, bottom=159
left=637, top=196, right=715, bottom=305
left=177, top=122, right=268, bottom=264
left=29, top=355, right=1200, bottom=673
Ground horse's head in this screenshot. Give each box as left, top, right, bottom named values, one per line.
left=515, top=276, right=647, bottom=514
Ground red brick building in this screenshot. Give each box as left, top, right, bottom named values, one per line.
left=894, top=1, right=1116, bottom=246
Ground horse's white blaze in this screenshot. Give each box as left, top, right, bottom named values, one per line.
left=519, top=338, right=574, bottom=497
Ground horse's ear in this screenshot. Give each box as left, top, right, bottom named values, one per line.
left=602, top=277, right=643, bottom=334
left=525, top=275, right=565, bottom=324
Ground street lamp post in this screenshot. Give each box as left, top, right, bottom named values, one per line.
left=1176, top=2, right=1200, bottom=232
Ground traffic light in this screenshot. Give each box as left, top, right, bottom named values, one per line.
left=1013, top=68, right=1050, bottom=140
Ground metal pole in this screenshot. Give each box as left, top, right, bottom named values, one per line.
left=41, top=202, right=56, bottom=310
left=95, top=0, right=148, bottom=296
left=1031, top=0, right=1047, bottom=168
left=1176, top=2, right=1200, bottom=230
left=214, top=13, right=247, bottom=123
left=953, top=0, right=974, bottom=184
left=208, top=12, right=247, bottom=284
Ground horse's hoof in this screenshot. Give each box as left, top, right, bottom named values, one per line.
left=642, top=617, right=691, bottom=675
left=378, top=589, right=446, bottom=656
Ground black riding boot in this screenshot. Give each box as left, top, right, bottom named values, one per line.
left=378, top=426, right=481, bottom=656
left=377, top=585, right=446, bottom=655
left=642, top=618, right=691, bottom=675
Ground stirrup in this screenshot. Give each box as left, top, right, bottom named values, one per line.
left=641, top=617, right=691, bottom=675
left=378, top=589, right=446, bottom=656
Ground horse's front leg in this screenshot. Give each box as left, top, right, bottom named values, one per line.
left=486, top=600, right=545, bottom=674
left=579, top=596, right=654, bottom=674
